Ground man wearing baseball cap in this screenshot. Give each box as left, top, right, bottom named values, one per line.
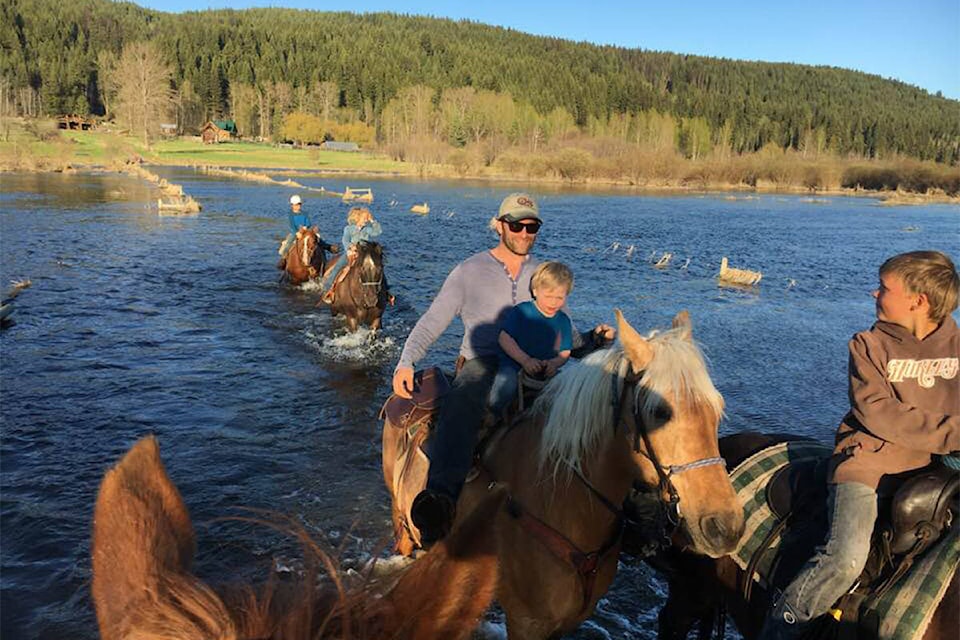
left=392, top=192, right=615, bottom=547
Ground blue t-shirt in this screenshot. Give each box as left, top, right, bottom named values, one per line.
left=499, top=300, right=573, bottom=369
left=288, top=212, right=312, bottom=233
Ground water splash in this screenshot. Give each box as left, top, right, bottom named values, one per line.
left=310, top=326, right=396, bottom=362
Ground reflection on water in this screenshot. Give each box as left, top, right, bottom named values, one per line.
left=1, top=170, right=958, bottom=639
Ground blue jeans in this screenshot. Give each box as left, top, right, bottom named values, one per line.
left=759, top=482, right=877, bottom=640
left=425, top=355, right=498, bottom=500
left=488, top=364, right=519, bottom=415
left=322, top=253, right=347, bottom=292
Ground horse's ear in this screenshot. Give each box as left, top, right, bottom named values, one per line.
left=615, top=309, right=653, bottom=374
left=672, top=310, right=692, bottom=340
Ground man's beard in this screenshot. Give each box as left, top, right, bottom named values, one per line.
left=503, top=232, right=535, bottom=256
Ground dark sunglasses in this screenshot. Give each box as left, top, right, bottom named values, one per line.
left=505, top=220, right=542, bottom=234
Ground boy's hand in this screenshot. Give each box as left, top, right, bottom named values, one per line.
left=545, top=360, right=561, bottom=377
left=522, top=358, right=544, bottom=376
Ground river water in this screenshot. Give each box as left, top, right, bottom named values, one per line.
left=1, top=169, right=957, bottom=639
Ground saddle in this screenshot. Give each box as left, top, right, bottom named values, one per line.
left=747, top=457, right=958, bottom=627
left=382, top=366, right=547, bottom=549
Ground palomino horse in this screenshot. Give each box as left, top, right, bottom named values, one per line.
left=653, top=432, right=959, bottom=640
left=92, top=435, right=507, bottom=640
left=281, top=226, right=328, bottom=286
left=320, top=241, right=389, bottom=331
left=383, top=310, right=745, bottom=639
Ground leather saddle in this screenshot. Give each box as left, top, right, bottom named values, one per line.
left=381, top=366, right=547, bottom=549
left=747, top=456, right=958, bottom=622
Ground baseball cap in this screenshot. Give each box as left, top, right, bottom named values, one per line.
left=498, top=193, right=540, bottom=222
left=289, top=194, right=302, bottom=205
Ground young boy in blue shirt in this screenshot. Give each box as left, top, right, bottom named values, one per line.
left=488, top=261, right=574, bottom=416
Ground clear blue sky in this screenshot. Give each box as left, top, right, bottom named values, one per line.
left=132, top=0, right=960, bottom=99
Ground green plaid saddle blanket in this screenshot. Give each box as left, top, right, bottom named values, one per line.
left=729, top=441, right=958, bottom=640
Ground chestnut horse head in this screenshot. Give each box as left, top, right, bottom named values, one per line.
left=530, top=309, right=743, bottom=557
left=91, top=436, right=506, bottom=640
left=283, top=227, right=326, bottom=286
left=325, top=241, right=388, bottom=332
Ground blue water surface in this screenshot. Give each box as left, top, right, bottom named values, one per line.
left=1, top=169, right=957, bottom=639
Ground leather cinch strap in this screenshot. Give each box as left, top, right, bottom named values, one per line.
left=506, top=495, right=624, bottom=616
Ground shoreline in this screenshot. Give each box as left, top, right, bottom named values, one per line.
left=5, top=159, right=959, bottom=206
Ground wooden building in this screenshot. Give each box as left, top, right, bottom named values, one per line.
left=201, top=120, right=236, bottom=144
left=57, top=114, right=95, bottom=130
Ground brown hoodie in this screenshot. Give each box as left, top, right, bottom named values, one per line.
left=830, top=315, right=960, bottom=492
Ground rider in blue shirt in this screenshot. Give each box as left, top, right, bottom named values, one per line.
left=321, top=207, right=382, bottom=302
left=279, top=194, right=311, bottom=259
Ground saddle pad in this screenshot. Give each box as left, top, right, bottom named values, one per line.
left=729, top=441, right=959, bottom=640
left=873, top=527, right=959, bottom=640
left=729, top=440, right=833, bottom=572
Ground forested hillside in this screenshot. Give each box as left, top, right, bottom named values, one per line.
left=2, top=0, right=958, bottom=164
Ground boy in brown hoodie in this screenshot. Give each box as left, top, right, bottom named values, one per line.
left=760, top=250, right=960, bottom=640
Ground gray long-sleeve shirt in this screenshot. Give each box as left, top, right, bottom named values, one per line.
left=397, top=251, right=541, bottom=369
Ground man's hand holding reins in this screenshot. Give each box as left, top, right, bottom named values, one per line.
left=392, top=366, right=414, bottom=399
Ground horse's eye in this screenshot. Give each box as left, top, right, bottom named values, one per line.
left=653, top=405, right=673, bottom=422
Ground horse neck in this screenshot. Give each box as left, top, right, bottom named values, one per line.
left=506, top=417, right=634, bottom=548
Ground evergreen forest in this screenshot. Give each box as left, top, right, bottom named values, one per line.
left=2, top=0, right=958, bottom=167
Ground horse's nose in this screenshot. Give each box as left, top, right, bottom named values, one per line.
left=700, top=511, right=744, bottom=552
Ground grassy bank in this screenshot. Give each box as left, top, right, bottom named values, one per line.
left=2, top=118, right=958, bottom=204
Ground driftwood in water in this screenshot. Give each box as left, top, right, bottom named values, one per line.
left=654, top=252, right=673, bottom=268
left=718, top=256, right=762, bottom=286
left=157, top=196, right=201, bottom=213
left=343, top=187, right=373, bottom=203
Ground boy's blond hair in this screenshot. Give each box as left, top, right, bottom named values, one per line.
left=347, top=207, right=372, bottom=225
left=531, top=261, right=574, bottom=295
left=880, top=251, right=959, bottom=323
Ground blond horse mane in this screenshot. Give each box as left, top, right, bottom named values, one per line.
left=532, top=327, right=724, bottom=479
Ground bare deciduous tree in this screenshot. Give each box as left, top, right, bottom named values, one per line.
left=113, top=42, right=173, bottom=146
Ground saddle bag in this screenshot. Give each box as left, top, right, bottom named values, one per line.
left=380, top=367, right=450, bottom=431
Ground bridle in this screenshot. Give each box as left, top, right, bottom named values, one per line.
left=582, top=357, right=726, bottom=544
left=497, top=353, right=726, bottom=615
left=357, top=243, right=384, bottom=307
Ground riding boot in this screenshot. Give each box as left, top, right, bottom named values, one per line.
left=411, top=489, right=456, bottom=549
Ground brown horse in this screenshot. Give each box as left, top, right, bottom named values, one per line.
left=280, top=227, right=330, bottom=286
left=321, top=241, right=389, bottom=331
left=652, top=432, right=959, bottom=640
left=92, top=435, right=507, bottom=640
left=383, top=310, right=745, bottom=639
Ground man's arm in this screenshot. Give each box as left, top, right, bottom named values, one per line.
left=847, top=334, right=960, bottom=454
left=568, top=319, right=615, bottom=359
left=392, top=266, right=464, bottom=397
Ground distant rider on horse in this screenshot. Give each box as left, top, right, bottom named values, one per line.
left=321, top=206, right=382, bottom=303
left=277, top=194, right=337, bottom=270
